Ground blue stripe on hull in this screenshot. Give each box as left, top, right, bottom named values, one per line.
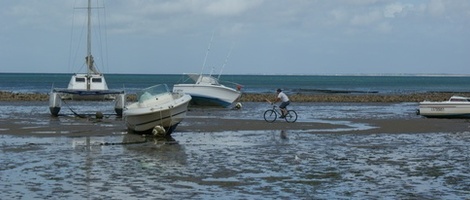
left=421, top=114, right=470, bottom=118
left=190, top=96, right=232, bottom=108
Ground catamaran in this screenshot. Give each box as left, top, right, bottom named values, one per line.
left=49, top=0, right=125, bottom=116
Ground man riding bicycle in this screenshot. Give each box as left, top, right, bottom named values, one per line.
left=273, top=88, right=290, bottom=118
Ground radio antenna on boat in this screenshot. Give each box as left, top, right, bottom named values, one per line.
left=200, top=31, right=215, bottom=78
left=218, top=44, right=233, bottom=80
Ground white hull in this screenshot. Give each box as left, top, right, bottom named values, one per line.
left=418, top=96, right=470, bottom=118
left=124, top=85, right=191, bottom=133
left=173, top=84, right=241, bottom=107
left=173, top=74, right=241, bottom=107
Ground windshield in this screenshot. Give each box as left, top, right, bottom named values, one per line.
left=137, top=84, right=170, bottom=102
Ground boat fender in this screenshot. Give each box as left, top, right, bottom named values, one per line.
left=232, top=102, right=242, bottom=110
left=415, top=109, right=420, bottom=115
left=152, top=125, right=166, bottom=137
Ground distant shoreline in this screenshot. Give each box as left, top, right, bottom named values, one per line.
left=2, top=72, right=470, bottom=77
left=1, top=90, right=467, bottom=102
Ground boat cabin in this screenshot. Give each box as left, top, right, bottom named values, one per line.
left=68, top=74, right=109, bottom=91
left=449, top=96, right=470, bottom=102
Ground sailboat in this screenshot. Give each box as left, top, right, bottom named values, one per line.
left=49, top=0, right=125, bottom=116
left=172, top=36, right=242, bottom=108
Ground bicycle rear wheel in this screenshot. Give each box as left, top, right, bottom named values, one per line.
left=285, top=110, right=297, bottom=123
left=264, top=109, right=277, bottom=122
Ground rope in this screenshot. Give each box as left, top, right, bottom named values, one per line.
left=100, top=138, right=148, bottom=146
left=60, top=96, right=87, bottom=118
left=160, top=109, right=163, bottom=127
left=168, top=106, right=173, bottom=127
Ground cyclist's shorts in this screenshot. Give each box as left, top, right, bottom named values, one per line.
left=280, top=101, right=290, bottom=109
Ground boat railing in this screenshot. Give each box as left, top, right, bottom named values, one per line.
left=219, top=80, right=243, bottom=91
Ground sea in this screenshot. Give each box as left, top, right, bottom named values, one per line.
left=2, top=72, right=470, bottom=95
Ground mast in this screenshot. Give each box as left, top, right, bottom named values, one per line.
left=86, top=0, right=92, bottom=76
left=85, top=0, right=98, bottom=76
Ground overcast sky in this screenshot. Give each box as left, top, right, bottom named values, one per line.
left=1, top=0, right=469, bottom=75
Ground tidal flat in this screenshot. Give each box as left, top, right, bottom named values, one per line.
left=1, top=101, right=470, bottom=199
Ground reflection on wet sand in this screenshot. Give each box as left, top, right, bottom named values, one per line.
left=280, top=130, right=288, bottom=140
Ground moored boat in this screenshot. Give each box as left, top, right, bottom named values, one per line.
left=48, top=0, right=125, bottom=116
left=173, top=73, right=241, bottom=107
left=124, top=84, right=192, bottom=134
left=417, top=96, right=470, bottom=118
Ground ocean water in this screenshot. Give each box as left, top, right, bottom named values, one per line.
left=1, top=73, right=470, bottom=95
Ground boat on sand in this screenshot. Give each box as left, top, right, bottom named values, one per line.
left=124, top=84, right=191, bottom=135
left=173, top=73, right=241, bottom=107
left=49, top=0, right=125, bottom=116
left=417, top=95, right=470, bottom=118
left=173, top=35, right=241, bottom=108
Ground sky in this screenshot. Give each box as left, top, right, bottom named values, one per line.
left=1, top=0, right=469, bottom=75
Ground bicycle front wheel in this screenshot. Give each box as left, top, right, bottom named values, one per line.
left=264, top=109, right=277, bottom=122
left=285, top=110, right=298, bottom=123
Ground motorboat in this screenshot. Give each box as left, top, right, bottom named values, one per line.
left=49, top=0, right=125, bottom=116
left=124, top=84, right=192, bottom=134
left=173, top=34, right=242, bottom=108
left=417, top=95, right=470, bottom=118
left=173, top=73, right=242, bottom=107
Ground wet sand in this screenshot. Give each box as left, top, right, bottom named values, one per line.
left=2, top=109, right=469, bottom=137
left=1, top=101, right=470, bottom=199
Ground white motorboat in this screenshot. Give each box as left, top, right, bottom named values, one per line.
left=49, top=0, right=125, bottom=116
left=417, top=95, right=470, bottom=118
left=173, top=73, right=242, bottom=107
left=173, top=34, right=242, bottom=108
left=124, top=84, right=192, bottom=134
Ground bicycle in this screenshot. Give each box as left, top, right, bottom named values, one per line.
left=264, top=105, right=298, bottom=123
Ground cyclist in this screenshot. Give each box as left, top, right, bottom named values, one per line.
left=273, top=88, right=290, bottom=118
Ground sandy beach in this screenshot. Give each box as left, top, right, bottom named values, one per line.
left=1, top=100, right=470, bottom=199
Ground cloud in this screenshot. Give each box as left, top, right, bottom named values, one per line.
left=350, top=10, right=383, bottom=26
left=384, top=3, right=408, bottom=18
left=1, top=0, right=470, bottom=74
left=427, top=0, right=446, bottom=16
left=2, top=1, right=72, bottom=30
left=200, top=0, right=264, bottom=16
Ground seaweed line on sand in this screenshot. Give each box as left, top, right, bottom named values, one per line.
left=1, top=90, right=467, bottom=103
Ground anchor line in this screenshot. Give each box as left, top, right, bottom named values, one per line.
left=59, top=96, right=87, bottom=118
